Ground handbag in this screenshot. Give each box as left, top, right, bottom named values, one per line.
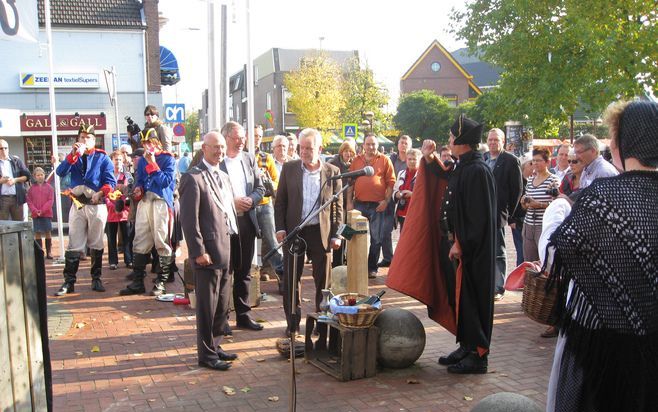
left=259, top=152, right=276, bottom=198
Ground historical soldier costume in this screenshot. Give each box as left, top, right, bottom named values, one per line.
left=120, top=128, right=176, bottom=296
left=55, top=123, right=116, bottom=295
left=387, top=115, right=496, bottom=374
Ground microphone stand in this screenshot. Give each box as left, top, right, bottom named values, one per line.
left=264, top=180, right=352, bottom=412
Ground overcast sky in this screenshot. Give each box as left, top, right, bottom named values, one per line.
left=158, top=0, right=469, bottom=112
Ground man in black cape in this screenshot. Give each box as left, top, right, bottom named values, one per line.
left=387, top=115, right=496, bottom=374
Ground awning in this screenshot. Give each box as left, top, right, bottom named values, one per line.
left=355, top=133, right=394, bottom=145
left=160, top=46, right=180, bottom=86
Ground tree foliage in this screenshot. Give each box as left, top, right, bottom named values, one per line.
left=284, top=53, right=345, bottom=131
left=451, top=1, right=657, bottom=134
left=340, top=58, right=389, bottom=133
left=393, top=90, right=455, bottom=144
left=184, top=110, right=200, bottom=149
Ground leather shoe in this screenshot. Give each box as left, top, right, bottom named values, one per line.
left=368, top=271, right=377, bottom=279
left=91, top=279, right=105, bottom=292
left=216, top=346, right=238, bottom=361
left=541, top=326, right=558, bottom=338
left=494, top=292, right=504, bottom=301
left=376, top=260, right=391, bottom=268
left=198, top=359, right=231, bottom=371
left=447, top=352, right=488, bottom=374
left=55, top=282, right=74, bottom=296
left=223, top=323, right=233, bottom=336
left=438, top=345, right=470, bottom=366
left=236, top=316, right=264, bottom=331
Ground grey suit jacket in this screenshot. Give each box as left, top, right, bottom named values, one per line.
left=220, top=151, right=265, bottom=237
left=179, top=162, right=237, bottom=270
left=274, top=160, right=343, bottom=250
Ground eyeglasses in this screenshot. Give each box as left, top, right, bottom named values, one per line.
left=568, top=160, right=580, bottom=164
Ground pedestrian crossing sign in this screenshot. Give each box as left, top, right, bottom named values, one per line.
left=342, top=123, right=358, bottom=139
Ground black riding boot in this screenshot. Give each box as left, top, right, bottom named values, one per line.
left=45, top=238, right=53, bottom=259
left=90, top=249, right=105, bottom=292
left=55, top=251, right=80, bottom=296
left=120, top=253, right=148, bottom=295
left=151, top=255, right=172, bottom=296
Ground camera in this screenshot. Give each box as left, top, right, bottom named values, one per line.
left=546, top=187, right=560, bottom=197
left=125, top=116, right=141, bottom=136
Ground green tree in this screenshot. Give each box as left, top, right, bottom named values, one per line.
left=184, top=111, right=200, bottom=150
left=340, top=58, right=389, bottom=133
left=393, top=90, right=455, bottom=144
left=284, top=53, right=345, bottom=131
left=451, top=1, right=657, bottom=134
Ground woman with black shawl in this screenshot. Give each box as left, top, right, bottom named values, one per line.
left=546, top=100, right=658, bottom=412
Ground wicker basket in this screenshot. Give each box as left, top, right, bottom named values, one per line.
left=334, top=293, right=381, bottom=329
left=521, top=269, right=558, bottom=326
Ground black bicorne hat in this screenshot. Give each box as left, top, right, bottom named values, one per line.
left=78, top=121, right=95, bottom=137
left=450, top=114, right=483, bottom=145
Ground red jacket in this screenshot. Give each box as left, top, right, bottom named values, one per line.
left=26, top=183, right=54, bottom=218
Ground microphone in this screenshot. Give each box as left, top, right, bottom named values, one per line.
left=329, top=166, right=374, bottom=180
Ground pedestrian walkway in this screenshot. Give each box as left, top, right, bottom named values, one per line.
left=46, top=231, right=554, bottom=412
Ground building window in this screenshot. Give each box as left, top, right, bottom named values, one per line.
left=443, top=94, right=458, bottom=107
left=284, top=90, right=293, bottom=114
left=266, top=92, right=272, bottom=110
left=254, top=66, right=259, bottom=86
left=235, top=104, right=240, bottom=122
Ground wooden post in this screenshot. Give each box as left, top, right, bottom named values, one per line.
left=346, top=210, right=369, bottom=295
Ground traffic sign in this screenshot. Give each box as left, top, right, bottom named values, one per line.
left=342, top=123, right=358, bottom=139
left=173, top=123, right=186, bottom=137
left=164, top=104, right=185, bottom=122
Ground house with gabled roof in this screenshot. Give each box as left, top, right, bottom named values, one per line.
left=400, top=40, right=500, bottom=106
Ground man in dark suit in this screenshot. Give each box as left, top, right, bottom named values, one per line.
left=483, top=128, right=523, bottom=300
left=179, top=131, right=239, bottom=371
left=219, top=121, right=265, bottom=331
left=274, top=128, right=343, bottom=336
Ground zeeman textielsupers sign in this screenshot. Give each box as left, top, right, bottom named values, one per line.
left=19, top=73, right=100, bottom=89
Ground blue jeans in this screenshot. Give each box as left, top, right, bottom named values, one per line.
left=256, top=202, right=283, bottom=272
left=354, top=200, right=392, bottom=272
left=512, top=224, right=524, bottom=266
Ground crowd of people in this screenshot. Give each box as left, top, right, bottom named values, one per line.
left=1, top=98, right=656, bottom=410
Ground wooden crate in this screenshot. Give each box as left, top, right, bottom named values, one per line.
left=0, top=221, right=47, bottom=411
left=305, top=313, right=378, bottom=381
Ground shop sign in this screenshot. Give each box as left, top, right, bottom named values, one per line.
left=20, top=114, right=107, bottom=132
left=19, top=73, right=100, bottom=88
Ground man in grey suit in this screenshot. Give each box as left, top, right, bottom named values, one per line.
left=274, top=128, right=343, bottom=337
left=180, top=131, right=239, bottom=371
left=220, top=121, right=266, bottom=331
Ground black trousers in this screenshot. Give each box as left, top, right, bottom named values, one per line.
left=194, top=267, right=230, bottom=363
left=282, top=224, right=330, bottom=333
left=106, top=221, right=132, bottom=265
left=234, top=216, right=257, bottom=317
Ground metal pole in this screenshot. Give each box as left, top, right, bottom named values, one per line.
left=570, top=114, right=574, bottom=144
left=44, top=0, right=65, bottom=261
left=207, top=0, right=217, bottom=130
left=220, top=4, right=227, bottom=127
left=112, top=66, right=120, bottom=150
left=245, top=0, right=255, bottom=154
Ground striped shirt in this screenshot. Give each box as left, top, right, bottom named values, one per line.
left=301, top=162, right=322, bottom=225
left=524, top=173, right=559, bottom=226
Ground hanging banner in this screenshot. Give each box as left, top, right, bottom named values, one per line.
left=0, top=0, right=38, bottom=43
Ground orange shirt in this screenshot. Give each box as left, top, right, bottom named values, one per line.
left=350, top=153, right=395, bottom=202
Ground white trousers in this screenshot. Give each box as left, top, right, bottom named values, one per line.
left=67, top=203, right=108, bottom=252
left=133, top=192, right=172, bottom=256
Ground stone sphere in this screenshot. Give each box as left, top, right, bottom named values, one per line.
left=374, top=308, right=426, bottom=368
left=330, top=265, right=348, bottom=295
left=471, top=392, right=542, bottom=412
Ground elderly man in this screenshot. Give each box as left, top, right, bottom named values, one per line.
left=483, top=128, right=523, bottom=300
left=220, top=121, right=265, bottom=331
left=575, top=134, right=619, bottom=188
left=0, top=139, right=31, bottom=221
left=55, top=123, right=116, bottom=295
left=287, top=133, right=300, bottom=160
left=274, top=128, right=342, bottom=337
left=346, top=133, right=396, bottom=278
left=272, top=135, right=289, bottom=175
left=553, top=144, right=571, bottom=181
left=180, top=131, right=239, bottom=371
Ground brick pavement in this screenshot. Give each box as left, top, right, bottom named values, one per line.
left=46, top=230, right=555, bottom=412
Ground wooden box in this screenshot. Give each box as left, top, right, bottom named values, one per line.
left=305, top=313, right=378, bottom=381
left=0, top=221, right=48, bottom=411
